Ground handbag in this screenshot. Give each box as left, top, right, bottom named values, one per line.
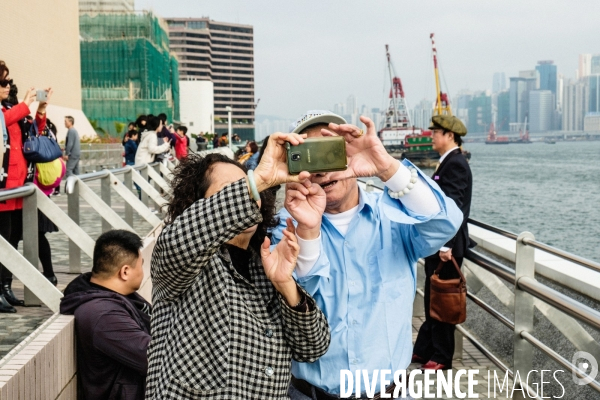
left=23, top=122, right=63, bottom=163
left=429, top=256, right=467, bottom=324
left=36, top=158, right=65, bottom=188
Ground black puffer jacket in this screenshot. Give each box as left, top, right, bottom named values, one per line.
left=60, top=273, right=151, bottom=400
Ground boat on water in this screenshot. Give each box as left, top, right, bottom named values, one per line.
left=377, top=44, right=439, bottom=168
left=511, top=117, right=532, bottom=144
left=379, top=35, right=472, bottom=168
left=485, top=123, right=510, bottom=144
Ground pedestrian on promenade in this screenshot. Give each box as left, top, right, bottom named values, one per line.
left=64, top=116, right=80, bottom=181
left=272, top=111, right=462, bottom=399
left=135, top=115, right=147, bottom=132
left=196, top=131, right=207, bottom=151
left=122, top=122, right=138, bottom=146
left=218, top=132, right=229, bottom=147
left=238, top=140, right=258, bottom=165
left=60, top=229, right=151, bottom=400
left=156, top=113, right=175, bottom=164
left=173, top=125, right=188, bottom=160
left=0, top=60, right=50, bottom=313
left=124, top=131, right=139, bottom=166
left=145, top=136, right=331, bottom=399
left=31, top=118, right=64, bottom=286
left=413, top=115, right=475, bottom=371
left=134, top=115, right=170, bottom=166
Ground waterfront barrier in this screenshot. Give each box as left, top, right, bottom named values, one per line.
left=362, top=179, right=600, bottom=397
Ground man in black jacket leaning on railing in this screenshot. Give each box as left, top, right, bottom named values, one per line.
left=60, top=229, right=151, bottom=400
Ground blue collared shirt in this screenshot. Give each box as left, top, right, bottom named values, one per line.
left=271, top=161, right=463, bottom=394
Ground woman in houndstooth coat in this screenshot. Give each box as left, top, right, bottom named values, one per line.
left=145, top=134, right=330, bottom=400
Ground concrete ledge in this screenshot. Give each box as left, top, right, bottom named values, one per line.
left=469, top=224, right=600, bottom=301
left=0, top=314, right=76, bottom=400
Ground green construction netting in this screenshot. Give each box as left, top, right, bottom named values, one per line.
left=80, top=12, right=170, bottom=52
left=80, top=12, right=180, bottom=136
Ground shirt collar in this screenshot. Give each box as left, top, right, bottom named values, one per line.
left=439, top=146, right=459, bottom=164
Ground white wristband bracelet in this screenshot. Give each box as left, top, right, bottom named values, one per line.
left=388, top=167, right=418, bottom=199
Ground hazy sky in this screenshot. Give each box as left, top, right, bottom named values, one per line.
left=137, top=0, right=599, bottom=119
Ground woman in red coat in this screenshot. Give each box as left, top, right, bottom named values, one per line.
left=0, top=60, right=50, bottom=313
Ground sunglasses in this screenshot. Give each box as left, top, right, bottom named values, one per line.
left=0, top=79, right=12, bottom=88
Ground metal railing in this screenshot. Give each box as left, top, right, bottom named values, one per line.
left=361, top=179, right=600, bottom=394
left=0, top=161, right=173, bottom=312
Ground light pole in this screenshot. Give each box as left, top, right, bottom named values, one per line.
left=225, top=106, right=233, bottom=150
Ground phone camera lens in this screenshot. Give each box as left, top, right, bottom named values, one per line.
left=291, top=153, right=301, bottom=161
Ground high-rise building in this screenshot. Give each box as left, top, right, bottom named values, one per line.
left=529, top=90, right=553, bottom=132
left=536, top=61, right=557, bottom=107
left=591, top=55, right=600, bottom=75
left=79, top=0, right=134, bottom=13
left=496, top=91, right=510, bottom=131
left=409, top=99, right=433, bottom=130
left=346, top=95, right=358, bottom=115
left=519, top=70, right=540, bottom=88
left=562, top=80, right=589, bottom=131
left=492, top=72, right=506, bottom=93
left=587, top=74, right=600, bottom=113
left=166, top=18, right=255, bottom=140
left=579, top=54, right=592, bottom=79
left=467, top=91, right=492, bottom=134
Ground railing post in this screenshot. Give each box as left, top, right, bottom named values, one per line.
left=514, top=231, right=536, bottom=398
left=22, top=184, right=40, bottom=306
left=140, top=166, right=149, bottom=207
left=124, top=168, right=134, bottom=227
left=101, top=173, right=111, bottom=233
left=68, top=178, right=81, bottom=273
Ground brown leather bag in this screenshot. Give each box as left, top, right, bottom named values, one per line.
left=430, top=256, right=467, bottom=324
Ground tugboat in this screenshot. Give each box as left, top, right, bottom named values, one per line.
left=512, top=117, right=532, bottom=144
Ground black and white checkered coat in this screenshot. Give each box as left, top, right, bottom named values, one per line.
left=145, top=179, right=330, bottom=399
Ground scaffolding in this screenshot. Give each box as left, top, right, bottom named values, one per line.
left=80, top=12, right=180, bottom=135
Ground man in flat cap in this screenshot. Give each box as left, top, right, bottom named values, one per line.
left=413, top=114, right=475, bottom=371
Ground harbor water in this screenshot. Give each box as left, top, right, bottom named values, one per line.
left=378, top=140, right=600, bottom=263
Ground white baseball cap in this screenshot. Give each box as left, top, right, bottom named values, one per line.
left=289, top=110, right=347, bottom=134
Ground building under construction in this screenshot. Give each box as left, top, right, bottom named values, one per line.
left=79, top=12, right=180, bottom=136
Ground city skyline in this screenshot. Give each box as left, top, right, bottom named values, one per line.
left=137, top=0, right=600, bottom=121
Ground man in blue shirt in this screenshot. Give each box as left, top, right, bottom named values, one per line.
left=272, top=111, right=463, bottom=399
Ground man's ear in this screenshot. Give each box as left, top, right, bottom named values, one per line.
left=118, top=264, right=131, bottom=281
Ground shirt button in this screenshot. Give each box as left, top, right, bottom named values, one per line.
left=344, top=241, right=349, bottom=246
left=353, top=320, right=358, bottom=325
left=265, top=366, right=274, bottom=376
left=265, top=328, right=273, bottom=338
left=351, top=359, right=359, bottom=365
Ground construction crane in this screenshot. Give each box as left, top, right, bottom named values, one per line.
left=430, top=33, right=452, bottom=116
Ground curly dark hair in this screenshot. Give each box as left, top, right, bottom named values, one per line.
left=165, top=153, right=278, bottom=253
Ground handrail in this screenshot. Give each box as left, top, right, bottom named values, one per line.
left=521, top=236, right=600, bottom=274
left=466, top=249, right=516, bottom=285
left=467, top=291, right=515, bottom=330
left=520, top=331, right=600, bottom=393
left=0, top=185, right=36, bottom=201
left=468, top=218, right=519, bottom=240
left=518, top=276, right=600, bottom=331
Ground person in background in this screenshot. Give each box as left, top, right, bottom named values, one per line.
left=237, top=141, right=258, bottom=165
left=0, top=60, right=50, bottom=313
left=124, top=131, right=139, bottom=166
left=60, top=229, right=151, bottom=400
left=64, top=116, right=80, bottom=183
left=212, top=133, right=219, bottom=149
left=135, top=115, right=147, bottom=133
left=31, top=118, right=64, bottom=286
left=196, top=131, right=207, bottom=151
left=244, top=138, right=264, bottom=171
left=135, top=115, right=170, bottom=166
left=412, top=115, right=474, bottom=371
left=155, top=113, right=174, bottom=164
left=122, top=122, right=138, bottom=146
left=218, top=132, right=229, bottom=147
left=272, top=111, right=462, bottom=399
left=174, top=126, right=188, bottom=160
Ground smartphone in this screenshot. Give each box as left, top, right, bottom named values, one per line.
left=36, top=90, right=47, bottom=102
left=285, top=136, right=347, bottom=175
